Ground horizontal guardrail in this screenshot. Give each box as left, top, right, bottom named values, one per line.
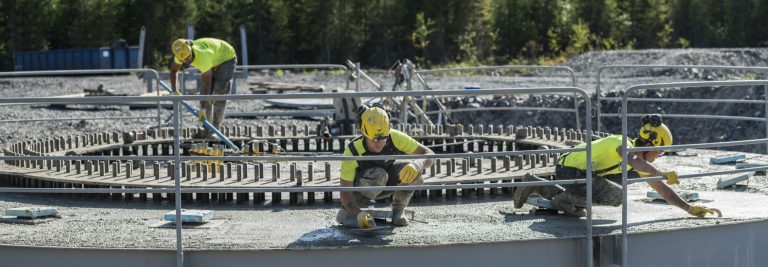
left=0, top=86, right=595, bottom=267
left=596, top=65, right=768, bottom=131
left=616, top=79, right=768, bottom=267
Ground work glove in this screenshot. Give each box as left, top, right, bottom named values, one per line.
left=356, top=211, right=376, bottom=229
left=399, top=161, right=423, bottom=184
left=173, top=90, right=181, bottom=96
left=197, top=111, right=207, bottom=124
left=662, top=170, right=679, bottom=185
left=688, top=205, right=722, bottom=218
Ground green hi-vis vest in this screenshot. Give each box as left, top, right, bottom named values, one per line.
left=558, top=135, right=634, bottom=176
left=340, top=129, right=419, bottom=181
left=174, top=38, right=236, bottom=73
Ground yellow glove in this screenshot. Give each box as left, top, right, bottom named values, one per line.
left=688, top=205, right=722, bottom=218
left=197, top=111, right=207, bottom=124
left=662, top=170, right=679, bottom=185
left=173, top=90, right=181, bottom=96
left=356, top=211, right=376, bottom=229
left=399, top=161, right=422, bottom=184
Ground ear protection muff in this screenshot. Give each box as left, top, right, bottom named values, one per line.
left=640, top=114, right=663, bottom=141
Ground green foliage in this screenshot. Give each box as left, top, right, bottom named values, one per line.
left=657, top=23, right=674, bottom=48
left=411, top=12, right=435, bottom=67
left=0, top=0, right=766, bottom=71
left=565, top=19, right=591, bottom=57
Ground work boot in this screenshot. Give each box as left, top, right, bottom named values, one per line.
left=391, top=209, right=409, bottom=227
left=513, top=173, right=543, bottom=208
left=551, top=192, right=586, bottom=217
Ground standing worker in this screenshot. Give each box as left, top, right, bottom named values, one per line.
left=513, top=114, right=721, bottom=218
left=337, top=105, right=435, bottom=228
left=170, top=38, right=237, bottom=139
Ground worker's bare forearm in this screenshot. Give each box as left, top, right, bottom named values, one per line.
left=339, top=180, right=360, bottom=215
left=416, top=145, right=435, bottom=170
left=647, top=180, right=690, bottom=211
left=170, top=63, right=180, bottom=90
left=340, top=191, right=360, bottom=214
left=627, top=155, right=661, bottom=175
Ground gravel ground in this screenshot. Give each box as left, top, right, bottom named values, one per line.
left=1, top=48, right=768, bottom=249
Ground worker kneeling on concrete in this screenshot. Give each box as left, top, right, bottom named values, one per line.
left=337, top=105, right=434, bottom=228
left=514, top=114, right=720, bottom=218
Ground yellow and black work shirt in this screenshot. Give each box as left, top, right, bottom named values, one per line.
left=340, top=129, right=419, bottom=182
left=174, top=38, right=236, bottom=73
left=558, top=135, right=634, bottom=176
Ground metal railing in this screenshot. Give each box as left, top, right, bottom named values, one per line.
left=234, top=64, right=350, bottom=93
left=618, top=79, right=768, bottom=267
left=0, top=87, right=594, bottom=267
left=0, top=69, right=166, bottom=129
left=596, top=65, right=768, bottom=132
left=412, top=65, right=582, bottom=129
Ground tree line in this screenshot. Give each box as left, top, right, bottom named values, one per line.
left=1, top=0, right=766, bottom=71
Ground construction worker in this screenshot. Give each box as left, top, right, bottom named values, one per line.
left=170, top=38, right=237, bottom=139
left=513, top=114, right=720, bottom=218
left=337, top=105, right=435, bottom=228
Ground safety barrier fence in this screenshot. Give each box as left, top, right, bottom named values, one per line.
left=0, top=87, right=595, bottom=267
left=596, top=65, right=768, bottom=132
left=618, top=80, right=768, bottom=267
left=0, top=69, right=165, bottom=128
left=413, top=65, right=582, bottom=129
left=178, top=64, right=351, bottom=95
left=4, top=69, right=767, bottom=266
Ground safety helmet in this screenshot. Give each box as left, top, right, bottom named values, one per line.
left=360, top=106, right=390, bottom=140
left=638, top=114, right=673, bottom=151
left=357, top=167, right=388, bottom=199
left=172, top=39, right=192, bottom=61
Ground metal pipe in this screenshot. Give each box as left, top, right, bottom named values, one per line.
left=422, top=106, right=575, bottom=115
left=601, top=97, right=764, bottom=104
left=239, top=25, right=248, bottom=80
left=596, top=65, right=768, bottom=131
left=172, top=99, right=184, bottom=267
left=613, top=86, right=643, bottom=266
left=0, top=178, right=591, bottom=194
left=628, top=166, right=768, bottom=184
left=1, top=147, right=589, bottom=162
left=157, top=81, right=238, bottom=150
left=617, top=79, right=768, bottom=267
left=235, top=64, right=348, bottom=71
left=600, top=113, right=766, bottom=122
left=0, top=116, right=157, bottom=124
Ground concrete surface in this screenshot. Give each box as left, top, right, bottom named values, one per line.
left=0, top=148, right=766, bottom=250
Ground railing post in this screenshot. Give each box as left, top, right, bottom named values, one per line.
left=173, top=99, right=184, bottom=267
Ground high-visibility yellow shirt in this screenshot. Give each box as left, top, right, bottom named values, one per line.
left=340, top=129, right=420, bottom=182
left=559, top=135, right=634, bottom=176
left=174, top=38, right=236, bottom=73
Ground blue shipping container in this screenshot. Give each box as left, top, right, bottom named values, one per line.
left=14, top=46, right=139, bottom=71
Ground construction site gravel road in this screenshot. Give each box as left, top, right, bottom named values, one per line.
left=1, top=48, right=767, bottom=249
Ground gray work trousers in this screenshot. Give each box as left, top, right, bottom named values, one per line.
left=202, top=57, right=236, bottom=132
left=337, top=162, right=423, bottom=226
left=553, top=165, right=641, bottom=207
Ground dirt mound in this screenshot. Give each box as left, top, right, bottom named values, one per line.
left=565, top=48, right=768, bottom=79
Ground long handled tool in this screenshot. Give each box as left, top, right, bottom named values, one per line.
left=158, top=81, right=238, bottom=150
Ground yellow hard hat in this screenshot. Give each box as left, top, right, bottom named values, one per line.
left=360, top=106, right=390, bottom=139
left=638, top=114, right=673, bottom=151
left=172, top=39, right=192, bottom=61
